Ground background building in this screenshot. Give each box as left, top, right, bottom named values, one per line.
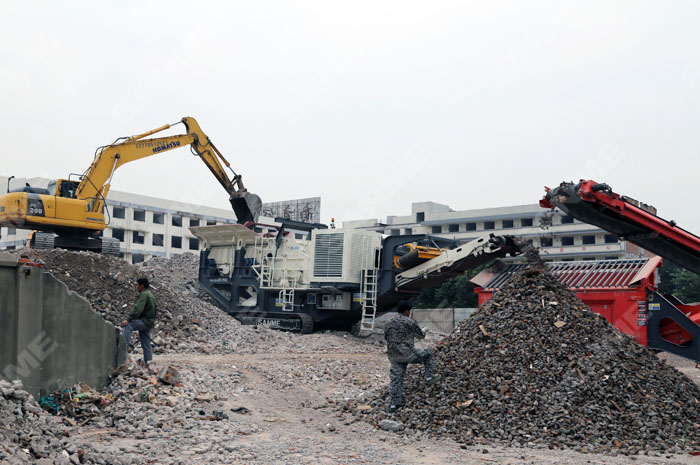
left=260, top=197, right=321, bottom=224
left=343, top=201, right=652, bottom=262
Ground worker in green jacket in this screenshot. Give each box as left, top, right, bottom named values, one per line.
left=121, top=277, right=157, bottom=368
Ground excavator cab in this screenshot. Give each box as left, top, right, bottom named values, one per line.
left=47, top=179, right=79, bottom=199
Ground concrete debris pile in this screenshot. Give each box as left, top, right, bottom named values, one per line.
left=353, top=265, right=700, bottom=455
left=39, top=359, right=240, bottom=427
left=4, top=358, right=256, bottom=464
left=0, top=379, right=72, bottom=464
left=21, top=249, right=274, bottom=354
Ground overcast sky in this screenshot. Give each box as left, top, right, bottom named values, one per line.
left=1, top=1, right=698, bottom=231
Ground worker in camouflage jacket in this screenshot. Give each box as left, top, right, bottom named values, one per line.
left=121, top=277, right=157, bottom=368
left=384, top=300, right=440, bottom=412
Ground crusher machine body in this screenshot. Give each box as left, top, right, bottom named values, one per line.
left=191, top=218, right=521, bottom=333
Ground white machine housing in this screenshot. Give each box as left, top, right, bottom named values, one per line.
left=311, top=229, right=383, bottom=284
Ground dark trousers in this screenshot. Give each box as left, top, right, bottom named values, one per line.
left=123, top=320, right=153, bottom=363
left=389, top=348, right=435, bottom=406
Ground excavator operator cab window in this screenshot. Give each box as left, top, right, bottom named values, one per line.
left=57, top=180, right=79, bottom=199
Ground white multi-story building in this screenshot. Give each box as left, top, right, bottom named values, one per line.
left=343, top=201, right=652, bottom=262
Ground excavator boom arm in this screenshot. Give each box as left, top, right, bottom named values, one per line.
left=75, top=117, right=260, bottom=223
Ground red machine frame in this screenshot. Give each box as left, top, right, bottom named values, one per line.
left=536, top=179, right=700, bottom=362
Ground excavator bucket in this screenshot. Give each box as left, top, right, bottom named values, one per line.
left=230, top=192, right=263, bottom=224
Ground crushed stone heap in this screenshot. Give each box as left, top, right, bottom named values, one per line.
left=356, top=265, right=700, bottom=455
left=0, top=379, right=70, bottom=464
left=20, top=249, right=283, bottom=354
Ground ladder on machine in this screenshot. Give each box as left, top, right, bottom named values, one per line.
left=278, top=288, right=295, bottom=312
left=360, top=267, right=378, bottom=333
left=252, top=236, right=274, bottom=288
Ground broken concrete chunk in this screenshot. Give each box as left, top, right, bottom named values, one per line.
left=379, top=419, right=403, bottom=432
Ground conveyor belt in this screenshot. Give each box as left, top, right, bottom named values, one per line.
left=541, top=181, right=700, bottom=274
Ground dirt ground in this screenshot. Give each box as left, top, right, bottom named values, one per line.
left=71, top=334, right=700, bottom=465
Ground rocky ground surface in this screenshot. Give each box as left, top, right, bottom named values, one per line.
left=351, top=265, right=700, bottom=456
left=4, top=348, right=700, bottom=465
left=3, top=250, right=700, bottom=464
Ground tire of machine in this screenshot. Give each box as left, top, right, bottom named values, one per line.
left=298, top=313, right=314, bottom=334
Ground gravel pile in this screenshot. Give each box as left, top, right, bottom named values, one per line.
left=353, top=265, right=700, bottom=455
left=0, top=379, right=73, bottom=464
left=20, top=249, right=275, bottom=354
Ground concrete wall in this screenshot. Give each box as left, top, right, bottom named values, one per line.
left=0, top=253, right=127, bottom=398
left=411, top=307, right=478, bottom=333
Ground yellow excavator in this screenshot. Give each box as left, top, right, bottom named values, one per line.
left=0, top=117, right=262, bottom=254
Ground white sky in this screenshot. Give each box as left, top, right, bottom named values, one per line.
left=1, top=1, right=698, bottom=231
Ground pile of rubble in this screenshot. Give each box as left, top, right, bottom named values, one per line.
left=352, top=265, right=700, bottom=455
left=20, top=249, right=281, bottom=354
left=0, top=379, right=73, bottom=464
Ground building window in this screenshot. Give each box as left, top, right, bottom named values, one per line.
left=7, top=227, right=16, bottom=235
left=132, top=253, right=145, bottom=264
left=189, top=218, right=200, bottom=227
left=583, top=256, right=596, bottom=261
left=189, top=238, right=199, bottom=250
left=390, top=229, right=400, bottom=236
left=153, top=212, right=164, bottom=224
left=448, top=224, right=459, bottom=233
left=111, top=228, right=125, bottom=242
left=416, top=212, right=425, bottom=222
left=133, top=210, right=145, bottom=222
left=502, top=219, right=514, bottom=229
left=172, top=216, right=182, bottom=227
left=582, top=235, right=596, bottom=245
left=431, top=225, right=442, bottom=234
left=561, top=236, right=575, bottom=246
left=403, top=228, right=412, bottom=235
left=484, top=221, right=495, bottom=230
left=561, top=215, right=574, bottom=224
left=605, top=234, right=618, bottom=244
left=540, top=237, right=553, bottom=247
left=466, top=223, right=476, bottom=231
left=6, top=245, right=15, bottom=250
left=171, top=236, right=182, bottom=248
left=206, top=220, right=217, bottom=226
left=133, top=231, right=145, bottom=244
left=152, top=233, right=164, bottom=247
left=605, top=256, right=618, bottom=260
left=112, top=207, right=125, bottom=219
left=521, top=218, right=534, bottom=227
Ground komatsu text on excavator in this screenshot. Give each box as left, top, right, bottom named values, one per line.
left=0, top=117, right=262, bottom=254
